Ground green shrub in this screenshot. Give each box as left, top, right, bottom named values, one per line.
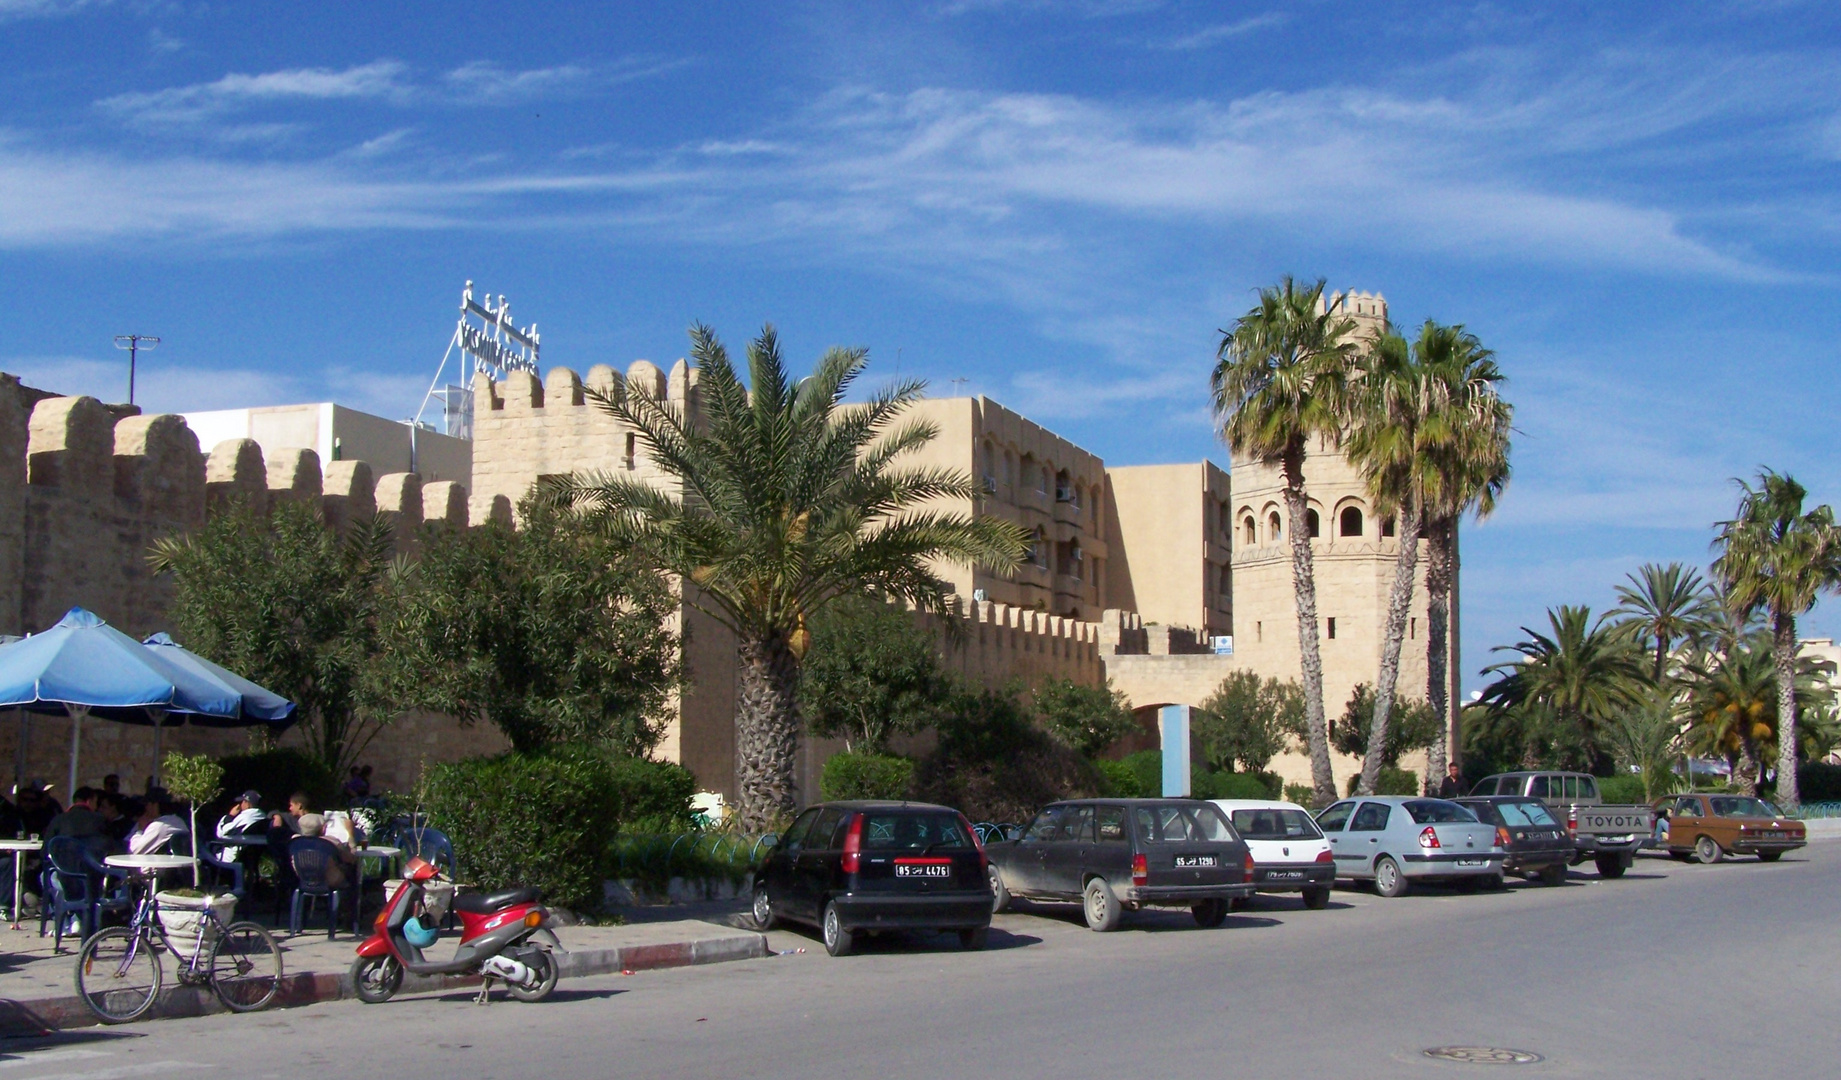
left=422, top=745, right=633, bottom=912
left=216, top=748, right=339, bottom=818
left=1798, top=763, right=1841, bottom=803
left=1122, top=751, right=1163, bottom=797
left=1350, top=767, right=1420, bottom=796
left=1193, top=770, right=1281, bottom=800
left=912, top=688, right=1102, bottom=822
left=820, top=753, right=915, bottom=801
left=601, top=753, right=697, bottom=834
left=1596, top=774, right=1647, bottom=805
left=1095, top=759, right=1147, bottom=798
left=1283, top=783, right=1316, bottom=807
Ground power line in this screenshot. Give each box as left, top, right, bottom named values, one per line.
left=112, top=335, right=160, bottom=406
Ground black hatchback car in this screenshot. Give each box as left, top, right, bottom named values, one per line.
left=985, top=799, right=1256, bottom=931
left=751, top=801, right=993, bottom=956
left=1454, top=796, right=1575, bottom=885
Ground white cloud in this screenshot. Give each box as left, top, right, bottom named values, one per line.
left=443, top=61, right=592, bottom=103
left=2, top=355, right=432, bottom=423
left=1153, top=13, right=1286, bottom=51
left=0, top=0, right=103, bottom=20
left=98, top=60, right=411, bottom=126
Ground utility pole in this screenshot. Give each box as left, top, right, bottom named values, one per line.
left=113, top=335, right=160, bottom=406
left=949, top=376, right=970, bottom=397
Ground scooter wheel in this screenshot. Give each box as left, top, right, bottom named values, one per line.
left=506, top=949, right=559, bottom=1003
left=351, top=954, right=403, bottom=1004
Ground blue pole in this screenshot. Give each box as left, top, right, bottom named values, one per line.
left=1160, top=705, right=1190, bottom=796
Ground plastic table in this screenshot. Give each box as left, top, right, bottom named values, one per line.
left=352, top=846, right=404, bottom=933
left=0, top=839, right=39, bottom=929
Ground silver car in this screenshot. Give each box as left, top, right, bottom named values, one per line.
left=1314, top=797, right=1506, bottom=897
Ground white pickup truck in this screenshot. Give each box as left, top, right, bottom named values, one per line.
left=1469, top=771, right=1654, bottom=877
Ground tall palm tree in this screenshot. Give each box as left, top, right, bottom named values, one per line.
left=1344, top=328, right=1427, bottom=795
left=1213, top=277, right=1361, bottom=805
left=552, top=324, right=1027, bottom=830
left=1413, top=324, right=1511, bottom=783
left=1478, top=605, right=1645, bottom=774
left=1711, top=470, right=1841, bottom=809
left=1682, top=632, right=1786, bottom=795
left=1611, top=562, right=1720, bottom=686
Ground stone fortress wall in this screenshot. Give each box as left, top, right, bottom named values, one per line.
left=0, top=373, right=509, bottom=796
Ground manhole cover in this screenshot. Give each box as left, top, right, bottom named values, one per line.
left=1423, top=1047, right=1543, bottom=1065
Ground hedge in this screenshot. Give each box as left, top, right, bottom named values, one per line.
left=1596, top=774, right=1647, bottom=805
left=1110, top=751, right=1279, bottom=800
left=820, top=753, right=915, bottom=801
left=1095, top=759, right=1147, bottom=798
left=1346, top=767, right=1419, bottom=797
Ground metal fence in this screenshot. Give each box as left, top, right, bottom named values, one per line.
left=609, top=831, right=781, bottom=884
left=1795, top=801, right=1841, bottom=819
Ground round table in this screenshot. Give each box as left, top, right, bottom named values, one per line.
left=0, top=839, right=40, bottom=929
left=104, top=854, right=196, bottom=872
left=352, top=846, right=404, bottom=933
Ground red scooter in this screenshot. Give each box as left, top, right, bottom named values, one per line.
left=350, top=857, right=562, bottom=1004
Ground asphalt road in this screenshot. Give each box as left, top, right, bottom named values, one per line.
left=6, top=843, right=1836, bottom=1080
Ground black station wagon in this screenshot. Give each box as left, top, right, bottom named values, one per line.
left=751, top=801, right=993, bottom=956
left=985, top=799, right=1256, bottom=931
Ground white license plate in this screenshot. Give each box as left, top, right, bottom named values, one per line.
left=894, top=864, right=952, bottom=878
left=1265, top=870, right=1303, bottom=881
left=1174, top=855, right=1217, bottom=868
left=1456, top=858, right=1485, bottom=867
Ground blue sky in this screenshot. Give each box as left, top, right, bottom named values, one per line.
left=3, top=1, right=1839, bottom=690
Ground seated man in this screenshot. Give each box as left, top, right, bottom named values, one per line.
left=127, top=798, right=189, bottom=856
left=269, top=792, right=310, bottom=837
left=216, top=790, right=266, bottom=861
left=45, top=786, right=114, bottom=859
left=14, top=782, right=60, bottom=838
left=97, top=792, right=134, bottom=846
left=295, top=813, right=358, bottom=890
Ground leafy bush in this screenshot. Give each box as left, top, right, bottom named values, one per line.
left=1122, top=751, right=1164, bottom=797
left=610, top=831, right=774, bottom=891
left=422, top=745, right=650, bottom=912
left=911, top=688, right=1102, bottom=822
left=1193, top=770, right=1281, bottom=800
left=601, top=753, right=697, bottom=834
left=216, top=748, right=339, bottom=817
left=1095, top=759, right=1147, bottom=798
left=1349, top=767, right=1420, bottom=797
left=1283, top=783, right=1316, bottom=807
left=820, top=753, right=915, bottom=801
left=1798, top=763, right=1841, bottom=803
left=1596, top=774, right=1647, bottom=805
left=1034, top=679, right=1140, bottom=757
left=1194, top=671, right=1302, bottom=774
left=1333, top=684, right=1439, bottom=766
left=800, top=593, right=952, bottom=754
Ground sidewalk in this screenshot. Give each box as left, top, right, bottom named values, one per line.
left=0, top=911, right=767, bottom=1035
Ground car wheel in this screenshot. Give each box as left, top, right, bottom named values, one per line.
left=959, top=927, right=988, bottom=951
left=1373, top=856, right=1409, bottom=898
left=1694, top=835, right=1722, bottom=865
left=1191, top=899, right=1227, bottom=928
left=1594, top=854, right=1628, bottom=878
left=821, top=901, right=854, bottom=957
left=1082, top=878, right=1122, bottom=932
left=1758, top=851, right=1783, bottom=863
left=752, top=885, right=778, bottom=930
left=1301, top=886, right=1331, bottom=909
left=988, top=864, right=1011, bottom=914
left=1540, top=863, right=1567, bottom=887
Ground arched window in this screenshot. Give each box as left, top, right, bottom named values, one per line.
left=1267, top=511, right=1282, bottom=541
left=1339, top=506, right=1364, bottom=537
left=1381, top=516, right=1396, bottom=538
left=1032, top=527, right=1048, bottom=567
left=982, top=442, right=997, bottom=492
left=1306, top=509, right=1320, bottom=538
left=1242, top=516, right=1256, bottom=546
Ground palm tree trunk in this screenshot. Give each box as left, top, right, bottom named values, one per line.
left=1423, top=515, right=1454, bottom=783
left=1736, top=738, right=1760, bottom=797
left=1281, top=445, right=1335, bottom=806
left=1360, top=506, right=1421, bottom=795
left=1771, top=610, right=1800, bottom=809
left=735, top=635, right=802, bottom=831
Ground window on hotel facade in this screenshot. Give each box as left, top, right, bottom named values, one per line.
left=1340, top=507, right=1364, bottom=537
left=1306, top=509, right=1320, bottom=538
left=1243, top=516, right=1256, bottom=546
left=1267, top=511, right=1282, bottom=541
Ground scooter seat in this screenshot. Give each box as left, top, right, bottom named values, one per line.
left=452, top=886, right=542, bottom=915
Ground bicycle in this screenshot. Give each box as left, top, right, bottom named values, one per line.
left=74, top=874, right=283, bottom=1024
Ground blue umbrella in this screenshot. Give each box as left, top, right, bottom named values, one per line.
left=141, top=634, right=295, bottom=724
left=0, top=608, right=245, bottom=796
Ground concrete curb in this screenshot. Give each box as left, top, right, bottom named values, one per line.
left=0, top=930, right=769, bottom=1036
left=1800, top=818, right=1841, bottom=840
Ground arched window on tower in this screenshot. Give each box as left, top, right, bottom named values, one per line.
left=1242, top=516, right=1256, bottom=546
left=1381, top=516, right=1396, bottom=538
left=1306, top=509, right=1320, bottom=538
left=1339, top=506, right=1364, bottom=537
left=1267, top=511, right=1282, bottom=542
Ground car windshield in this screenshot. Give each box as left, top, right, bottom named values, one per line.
left=1403, top=800, right=1478, bottom=824
left=1136, top=804, right=1235, bottom=843
left=861, top=813, right=972, bottom=850
left=1709, top=797, right=1784, bottom=819
left=1495, top=801, right=1558, bottom=827
left=1230, top=808, right=1323, bottom=841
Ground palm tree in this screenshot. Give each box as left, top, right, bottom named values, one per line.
left=1413, top=324, right=1511, bottom=783
left=1683, top=633, right=1780, bottom=794
left=1478, top=605, right=1645, bottom=773
left=551, top=324, right=1027, bottom=830
left=1611, top=562, right=1720, bottom=686
left=1344, top=328, right=1427, bottom=795
left=1711, top=470, right=1841, bottom=809
left=1213, top=277, right=1361, bottom=805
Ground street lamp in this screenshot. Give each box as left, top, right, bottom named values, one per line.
left=112, top=334, right=160, bottom=406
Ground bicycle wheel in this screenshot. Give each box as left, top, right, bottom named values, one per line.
left=76, top=927, right=163, bottom=1024
left=209, top=920, right=283, bottom=1013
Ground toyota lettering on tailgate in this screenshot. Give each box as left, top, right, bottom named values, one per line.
left=894, top=857, right=953, bottom=878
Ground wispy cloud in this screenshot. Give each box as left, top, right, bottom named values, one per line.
left=98, top=60, right=411, bottom=126
left=1152, top=12, right=1286, bottom=50
left=0, top=0, right=104, bottom=21
left=1, top=354, right=431, bottom=422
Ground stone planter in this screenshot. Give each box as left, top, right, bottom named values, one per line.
left=155, top=892, right=237, bottom=959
